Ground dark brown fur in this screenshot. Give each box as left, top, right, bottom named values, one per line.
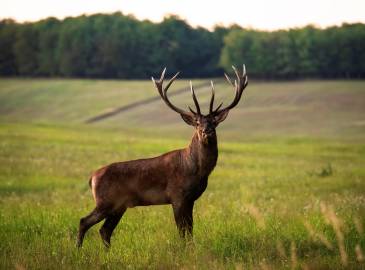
left=77, top=66, right=248, bottom=248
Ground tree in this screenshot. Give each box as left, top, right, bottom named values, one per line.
left=0, top=14, right=364, bottom=79
left=14, top=24, right=39, bottom=75
left=0, top=19, right=18, bottom=75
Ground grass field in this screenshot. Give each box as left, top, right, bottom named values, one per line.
left=0, top=78, right=365, bottom=269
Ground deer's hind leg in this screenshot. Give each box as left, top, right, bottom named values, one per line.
left=77, top=207, right=108, bottom=248
left=99, top=207, right=126, bottom=248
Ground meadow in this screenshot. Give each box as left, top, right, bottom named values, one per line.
left=0, top=78, right=364, bottom=269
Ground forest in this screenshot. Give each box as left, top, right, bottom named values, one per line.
left=0, top=12, right=364, bottom=79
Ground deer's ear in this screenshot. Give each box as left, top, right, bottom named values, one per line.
left=214, top=110, right=229, bottom=125
left=180, top=114, right=196, bottom=126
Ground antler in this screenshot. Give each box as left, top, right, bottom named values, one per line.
left=152, top=68, right=201, bottom=116
left=210, top=64, right=248, bottom=115
left=188, top=81, right=201, bottom=115
left=152, top=66, right=246, bottom=118
left=209, top=81, right=223, bottom=114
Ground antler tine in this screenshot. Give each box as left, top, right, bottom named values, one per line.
left=190, top=81, right=201, bottom=115
left=151, top=77, right=163, bottom=98
left=215, top=102, right=223, bottom=112
left=212, top=64, right=248, bottom=115
left=224, top=73, right=234, bottom=86
left=159, top=67, right=166, bottom=82
left=209, top=81, right=215, bottom=114
left=152, top=67, right=168, bottom=98
left=232, top=65, right=240, bottom=81
left=152, top=69, right=191, bottom=116
left=163, top=71, right=180, bottom=96
left=242, top=64, right=248, bottom=89
left=209, top=80, right=223, bottom=114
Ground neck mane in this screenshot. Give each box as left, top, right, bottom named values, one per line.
left=186, top=131, right=218, bottom=178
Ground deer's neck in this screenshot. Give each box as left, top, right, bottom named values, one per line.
left=187, top=132, right=218, bottom=178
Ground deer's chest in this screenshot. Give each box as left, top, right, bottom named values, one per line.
left=183, top=176, right=208, bottom=201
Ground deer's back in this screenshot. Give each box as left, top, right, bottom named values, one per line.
left=90, top=149, right=192, bottom=209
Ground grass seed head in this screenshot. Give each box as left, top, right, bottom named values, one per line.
left=276, top=240, right=287, bottom=258
left=290, top=241, right=298, bottom=270
left=355, top=244, right=364, bottom=263
left=354, top=217, right=364, bottom=235
left=246, top=204, right=265, bottom=229
left=303, top=221, right=333, bottom=250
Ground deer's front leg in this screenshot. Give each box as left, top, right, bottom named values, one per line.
left=172, top=200, right=194, bottom=238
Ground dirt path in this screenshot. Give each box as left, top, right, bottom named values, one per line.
left=85, top=80, right=220, bottom=123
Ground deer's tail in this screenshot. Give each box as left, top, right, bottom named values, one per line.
left=88, top=177, right=92, bottom=188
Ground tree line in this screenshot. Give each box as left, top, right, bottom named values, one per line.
left=0, top=13, right=364, bottom=79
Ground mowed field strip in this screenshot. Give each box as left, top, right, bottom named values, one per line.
left=0, top=79, right=364, bottom=269
left=1, top=79, right=364, bottom=138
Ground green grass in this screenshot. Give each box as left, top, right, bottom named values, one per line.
left=0, top=78, right=203, bottom=125
left=1, top=78, right=364, bottom=139
left=0, top=79, right=365, bottom=269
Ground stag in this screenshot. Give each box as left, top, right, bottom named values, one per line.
left=77, top=65, right=248, bottom=248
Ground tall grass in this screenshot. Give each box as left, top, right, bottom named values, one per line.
left=0, top=123, right=364, bottom=269
left=1, top=79, right=364, bottom=268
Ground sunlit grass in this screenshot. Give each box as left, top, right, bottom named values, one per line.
left=0, top=123, right=364, bottom=269
left=0, top=79, right=364, bottom=268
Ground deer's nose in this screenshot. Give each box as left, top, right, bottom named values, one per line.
left=202, top=129, right=214, bottom=136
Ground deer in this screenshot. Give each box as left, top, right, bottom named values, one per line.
left=77, top=65, right=248, bottom=248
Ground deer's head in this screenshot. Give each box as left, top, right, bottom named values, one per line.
left=152, top=65, right=248, bottom=145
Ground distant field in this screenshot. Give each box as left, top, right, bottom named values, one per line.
left=0, top=79, right=364, bottom=139
left=0, top=79, right=364, bottom=269
left=0, top=78, right=205, bottom=125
